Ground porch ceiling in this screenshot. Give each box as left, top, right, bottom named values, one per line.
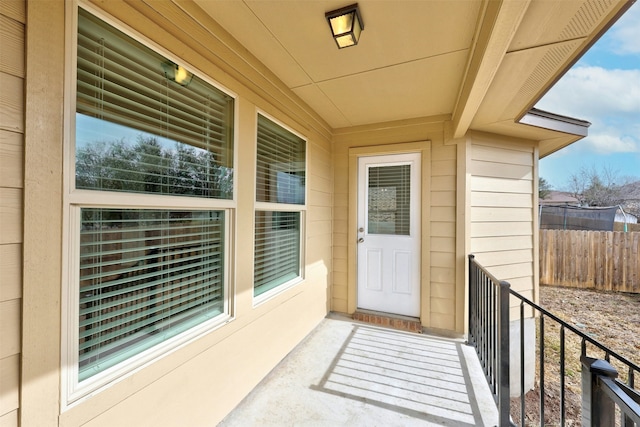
left=195, top=0, right=632, bottom=154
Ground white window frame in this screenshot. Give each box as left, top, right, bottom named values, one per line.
left=61, top=2, right=238, bottom=408
left=253, top=111, right=307, bottom=306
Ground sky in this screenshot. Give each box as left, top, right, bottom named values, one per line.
left=536, top=2, right=640, bottom=191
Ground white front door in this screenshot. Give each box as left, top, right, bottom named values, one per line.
left=357, top=153, right=421, bottom=317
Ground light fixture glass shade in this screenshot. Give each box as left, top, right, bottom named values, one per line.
left=326, top=4, right=363, bottom=49
left=162, top=61, right=193, bottom=87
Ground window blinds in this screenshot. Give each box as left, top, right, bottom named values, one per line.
left=254, top=115, right=305, bottom=297
left=253, top=211, right=300, bottom=296
left=256, top=115, right=305, bottom=205
left=76, top=8, right=234, bottom=198
left=367, top=165, right=411, bottom=235
left=78, top=208, right=225, bottom=380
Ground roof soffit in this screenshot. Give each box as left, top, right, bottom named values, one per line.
left=451, top=0, right=532, bottom=138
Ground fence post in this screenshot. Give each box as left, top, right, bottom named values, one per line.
left=581, top=356, right=618, bottom=427
left=498, top=280, right=511, bottom=426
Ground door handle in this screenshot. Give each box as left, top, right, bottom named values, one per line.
left=358, top=237, right=364, bottom=243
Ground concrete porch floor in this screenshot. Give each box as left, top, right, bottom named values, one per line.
left=219, top=313, right=498, bottom=426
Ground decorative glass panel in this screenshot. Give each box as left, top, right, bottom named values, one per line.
left=368, top=165, right=411, bottom=235
left=78, top=208, right=225, bottom=380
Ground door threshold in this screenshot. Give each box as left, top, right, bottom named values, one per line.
left=352, top=310, right=422, bottom=334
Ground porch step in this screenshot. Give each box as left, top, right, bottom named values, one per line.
left=352, top=311, right=422, bottom=333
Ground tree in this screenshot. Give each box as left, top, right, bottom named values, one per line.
left=75, top=133, right=233, bottom=199
left=567, top=165, right=625, bottom=207
left=539, top=177, right=552, bottom=200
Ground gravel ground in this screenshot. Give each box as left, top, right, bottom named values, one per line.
left=510, top=285, right=640, bottom=426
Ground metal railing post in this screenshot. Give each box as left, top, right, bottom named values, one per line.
left=468, top=254, right=475, bottom=347
left=498, top=280, right=511, bottom=426
left=582, top=356, right=618, bottom=427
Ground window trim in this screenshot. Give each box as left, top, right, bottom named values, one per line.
left=61, top=2, right=238, bottom=408
left=252, top=110, right=307, bottom=306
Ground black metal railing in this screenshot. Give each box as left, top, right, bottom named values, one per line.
left=468, top=254, right=640, bottom=427
left=468, top=254, right=512, bottom=426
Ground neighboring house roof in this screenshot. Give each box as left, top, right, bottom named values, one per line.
left=620, top=182, right=640, bottom=217
left=540, top=191, right=579, bottom=205
left=194, top=0, right=633, bottom=156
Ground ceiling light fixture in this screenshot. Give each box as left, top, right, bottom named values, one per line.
left=162, top=61, right=193, bottom=87
left=325, top=3, right=364, bottom=49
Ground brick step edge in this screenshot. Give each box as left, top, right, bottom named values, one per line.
left=352, top=312, right=422, bottom=333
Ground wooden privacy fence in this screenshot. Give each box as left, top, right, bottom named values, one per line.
left=540, top=230, right=640, bottom=293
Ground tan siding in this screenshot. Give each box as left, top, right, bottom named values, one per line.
left=0, top=188, right=21, bottom=244
left=431, top=282, right=455, bottom=299
left=0, top=354, right=19, bottom=416
left=430, top=312, right=455, bottom=330
left=470, top=159, right=533, bottom=179
left=431, top=297, right=455, bottom=314
left=0, top=300, right=20, bottom=359
left=0, top=15, right=24, bottom=77
left=471, top=206, right=532, bottom=222
left=20, top=1, right=333, bottom=424
left=471, top=176, right=533, bottom=193
left=0, top=72, right=23, bottom=133
left=469, top=137, right=536, bottom=301
left=0, top=131, right=22, bottom=189
left=431, top=172, right=457, bottom=343
left=0, top=410, right=18, bottom=427
left=470, top=221, right=531, bottom=237
left=431, top=221, right=455, bottom=237
left=0, top=3, right=23, bottom=424
left=0, top=244, right=20, bottom=302
left=331, top=119, right=458, bottom=331
left=0, top=0, right=24, bottom=23
left=471, top=191, right=532, bottom=207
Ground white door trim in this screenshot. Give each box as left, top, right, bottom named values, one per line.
left=356, top=152, right=421, bottom=317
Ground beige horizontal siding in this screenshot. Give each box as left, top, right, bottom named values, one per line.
left=331, top=119, right=458, bottom=331
left=0, top=3, right=23, bottom=425
left=428, top=142, right=456, bottom=331
left=0, top=72, right=23, bottom=133
left=469, top=138, right=536, bottom=301
left=0, top=15, right=24, bottom=77
left=0, top=1, right=24, bottom=23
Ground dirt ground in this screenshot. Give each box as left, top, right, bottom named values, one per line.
left=509, top=285, right=640, bottom=426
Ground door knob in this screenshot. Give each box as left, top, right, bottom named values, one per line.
left=358, top=238, right=364, bottom=243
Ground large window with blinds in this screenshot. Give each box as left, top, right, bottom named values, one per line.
left=254, top=114, right=306, bottom=299
left=67, top=7, right=234, bottom=397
